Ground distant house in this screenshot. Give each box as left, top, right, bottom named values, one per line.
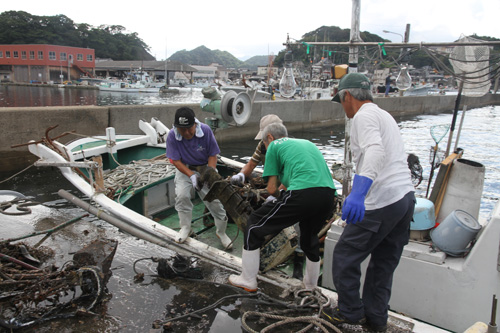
left=257, top=66, right=279, bottom=79
left=188, top=63, right=229, bottom=82
left=209, top=63, right=228, bottom=82
left=0, top=44, right=95, bottom=83
left=190, top=65, right=217, bottom=81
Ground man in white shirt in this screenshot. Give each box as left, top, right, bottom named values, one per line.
left=322, top=73, right=415, bottom=332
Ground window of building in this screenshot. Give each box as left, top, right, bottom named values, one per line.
left=77, top=53, right=83, bottom=61
left=6, top=51, right=11, bottom=58
left=60, top=52, right=67, bottom=61
left=49, top=51, right=56, bottom=60
left=30, top=51, right=35, bottom=60
left=0, top=51, right=3, bottom=58
left=38, top=51, right=43, bottom=60
left=87, top=54, right=93, bottom=62
left=13, top=51, right=19, bottom=58
left=21, top=51, right=27, bottom=59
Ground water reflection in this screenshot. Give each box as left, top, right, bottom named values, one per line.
left=0, top=85, right=204, bottom=107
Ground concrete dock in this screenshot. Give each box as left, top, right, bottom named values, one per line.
left=2, top=94, right=500, bottom=176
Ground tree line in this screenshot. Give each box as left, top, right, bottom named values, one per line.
left=0, top=11, right=154, bottom=61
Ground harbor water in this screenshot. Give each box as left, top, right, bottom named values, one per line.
left=0, top=85, right=204, bottom=107
left=1, top=85, right=499, bottom=332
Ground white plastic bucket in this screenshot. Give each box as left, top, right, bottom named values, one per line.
left=430, top=209, right=482, bottom=256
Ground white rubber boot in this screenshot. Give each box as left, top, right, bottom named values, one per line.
left=303, top=258, right=321, bottom=289
left=228, top=249, right=259, bottom=292
left=176, top=211, right=193, bottom=243
left=215, top=216, right=233, bottom=250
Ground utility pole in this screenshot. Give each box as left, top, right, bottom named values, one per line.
left=343, top=0, right=361, bottom=197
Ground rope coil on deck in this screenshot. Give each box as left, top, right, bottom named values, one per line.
left=103, top=159, right=176, bottom=200
left=240, top=288, right=341, bottom=333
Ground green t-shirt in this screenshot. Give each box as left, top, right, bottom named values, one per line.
left=263, top=137, right=335, bottom=191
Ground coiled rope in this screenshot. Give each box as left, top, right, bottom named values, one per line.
left=103, top=159, right=176, bottom=200
left=241, top=288, right=341, bottom=333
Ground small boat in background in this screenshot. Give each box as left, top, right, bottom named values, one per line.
left=403, top=83, right=435, bottom=96
left=98, top=80, right=160, bottom=93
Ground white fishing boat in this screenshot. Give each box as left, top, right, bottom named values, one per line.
left=403, top=83, right=435, bottom=96
left=98, top=80, right=160, bottom=93
left=24, top=117, right=301, bottom=275
left=302, top=79, right=336, bottom=100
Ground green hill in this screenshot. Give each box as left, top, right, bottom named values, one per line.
left=168, top=46, right=272, bottom=70
left=0, top=10, right=154, bottom=61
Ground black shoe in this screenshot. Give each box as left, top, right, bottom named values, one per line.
left=321, top=306, right=366, bottom=325
left=292, top=251, right=304, bottom=280
left=365, top=321, right=387, bottom=332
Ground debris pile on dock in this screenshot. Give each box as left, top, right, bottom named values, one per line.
left=0, top=239, right=117, bottom=330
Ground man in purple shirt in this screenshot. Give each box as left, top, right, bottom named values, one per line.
left=166, top=107, right=232, bottom=249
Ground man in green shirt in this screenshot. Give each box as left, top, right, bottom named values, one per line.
left=228, top=122, right=336, bottom=292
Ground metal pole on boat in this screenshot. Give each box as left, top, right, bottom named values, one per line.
left=342, top=0, right=361, bottom=196
left=489, top=294, right=497, bottom=332
left=445, top=80, right=464, bottom=157
left=453, top=105, right=468, bottom=152
left=57, top=189, right=178, bottom=248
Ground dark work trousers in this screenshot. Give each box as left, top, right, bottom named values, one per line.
left=332, top=191, right=415, bottom=326
left=244, top=187, right=335, bottom=262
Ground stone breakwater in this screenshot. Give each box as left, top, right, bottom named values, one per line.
left=2, top=94, right=499, bottom=176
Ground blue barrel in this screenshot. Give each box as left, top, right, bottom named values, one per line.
left=430, top=210, right=482, bottom=256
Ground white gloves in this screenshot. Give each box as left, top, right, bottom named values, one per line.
left=190, top=174, right=201, bottom=191
left=265, top=195, right=276, bottom=203
left=230, top=172, right=245, bottom=185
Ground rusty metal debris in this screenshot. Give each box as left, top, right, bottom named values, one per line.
left=0, top=239, right=117, bottom=330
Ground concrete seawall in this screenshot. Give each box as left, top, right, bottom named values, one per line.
left=2, top=94, right=499, bottom=176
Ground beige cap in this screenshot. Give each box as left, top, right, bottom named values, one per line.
left=254, top=114, right=283, bottom=140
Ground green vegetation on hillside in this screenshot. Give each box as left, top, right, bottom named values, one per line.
left=168, top=45, right=243, bottom=68
left=0, top=11, right=154, bottom=61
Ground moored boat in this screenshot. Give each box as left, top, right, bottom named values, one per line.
left=99, top=80, right=160, bottom=93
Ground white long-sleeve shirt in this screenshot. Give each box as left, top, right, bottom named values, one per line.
left=351, top=103, right=414, bottom=210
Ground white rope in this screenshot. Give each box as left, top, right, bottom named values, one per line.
left=103, top=159, right=176, bottom=200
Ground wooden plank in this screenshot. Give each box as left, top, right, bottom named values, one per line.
left=429, top=151, right=463, bottom=217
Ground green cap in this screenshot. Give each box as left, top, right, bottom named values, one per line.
left=331, top=73, right=371, bottom=103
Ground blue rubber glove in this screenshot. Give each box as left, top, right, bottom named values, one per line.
left=342, top=174, right=373, bottom=224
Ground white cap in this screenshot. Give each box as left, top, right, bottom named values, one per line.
left=254, top=114, right=283, bottom=140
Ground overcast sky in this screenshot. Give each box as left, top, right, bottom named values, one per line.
left=2, top=0, right=498, bottom=60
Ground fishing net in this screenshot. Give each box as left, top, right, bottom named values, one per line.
left=428, top=124, right=450, bottom=169
left=449, top=35, right=491, bottom=96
